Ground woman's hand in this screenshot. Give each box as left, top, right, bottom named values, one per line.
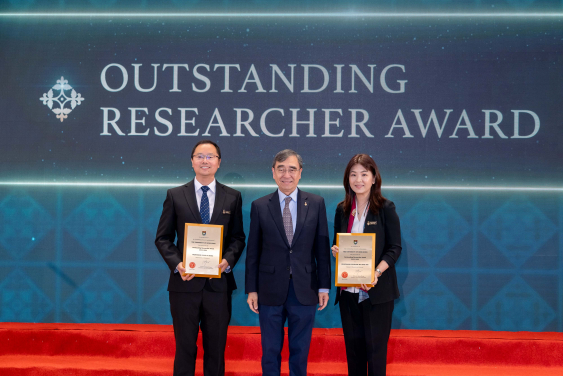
left=360, top=276, right=378, bottom=291
left=331, top=245, right=339, bottom=258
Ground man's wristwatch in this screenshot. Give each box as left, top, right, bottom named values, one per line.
left=376, top=268, right=382, bottom=277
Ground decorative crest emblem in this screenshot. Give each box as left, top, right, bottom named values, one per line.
left=354, top=240, right=358, bottom=245
left=202, top=231, right=206, bottom=236
left=39, top=76, right=85, bottom=122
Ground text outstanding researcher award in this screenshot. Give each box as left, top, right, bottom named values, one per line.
left=183, top=223, right=223, bottom=278
left=335, top=233, right=376, bottom=287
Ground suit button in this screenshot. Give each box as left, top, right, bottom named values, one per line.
left=287, top=267, right=290, bottom=271
left=289, top=250, right=293, bottom=254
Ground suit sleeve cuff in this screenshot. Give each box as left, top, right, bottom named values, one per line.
left=382, top=254, right=396, bottom=268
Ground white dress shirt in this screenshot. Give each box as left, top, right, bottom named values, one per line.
left=344, top=199, right=369, bottom=296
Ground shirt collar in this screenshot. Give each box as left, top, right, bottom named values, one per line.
left=194, top=178, right=216, bottom=193
left=278, top=188, right=298, bottom=204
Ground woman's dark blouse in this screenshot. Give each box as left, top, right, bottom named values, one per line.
left=333, top=199, right=402, bottom=305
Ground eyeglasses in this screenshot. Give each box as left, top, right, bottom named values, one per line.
left=275, top=167, right=299, bottom=175
left=193, top=154, right=219, bottom=161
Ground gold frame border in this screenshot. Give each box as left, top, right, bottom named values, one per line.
left=335, top=233, right=376, bottom=287
left=183, top=223, right=224, bottom=279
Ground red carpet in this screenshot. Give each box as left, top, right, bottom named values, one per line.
left=1, top=323, right=562, bottom=375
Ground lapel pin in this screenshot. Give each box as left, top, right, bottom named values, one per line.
left=304, top=202, right=308, bottom=206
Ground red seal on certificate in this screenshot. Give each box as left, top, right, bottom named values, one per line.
left=189, top=262, right=196, bottom=268
left=341, top=272, right=348, bottom=278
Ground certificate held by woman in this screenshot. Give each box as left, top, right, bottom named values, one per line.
left=335, top=233, right=376, bottom=287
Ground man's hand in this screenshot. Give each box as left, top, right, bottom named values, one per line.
left=247, top=292, right=259, bottom=314
left=318, top=292, right=329, bottom=311
left=177, top=262, right=196, bottom=281
left=218, top=259, right=229, bottom=273
left=331, top=245, right=339, bottom=258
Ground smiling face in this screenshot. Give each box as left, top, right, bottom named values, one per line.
left=272, top=155, right=302, bottom=196
left=191, top=143, right=221, bottom=183
left=349, top=163, right=375, bottom=197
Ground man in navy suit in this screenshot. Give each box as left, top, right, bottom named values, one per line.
left=155, top=140, right=245, bottom=376
left=245, top=149, right=331, bottom=376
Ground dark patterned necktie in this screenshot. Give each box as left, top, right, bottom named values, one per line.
left=283, top=196, right=293, bottom=244
left=200, top=186, right=210, bottom=224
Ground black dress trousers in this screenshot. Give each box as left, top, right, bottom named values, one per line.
left=338, top=291, right=395, bottom=376
left=169, top=280, right=231, bottom=376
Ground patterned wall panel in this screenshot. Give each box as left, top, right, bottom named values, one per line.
left=0, top=187, right=561, bottom=332
left=64, top=195, right=136, bottom=260
left=0, top=194, right=54, bottom=259
left=0, top=269, right=53, bottom=322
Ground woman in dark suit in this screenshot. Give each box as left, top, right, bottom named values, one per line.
left=331, top=154, right=402, bottom=376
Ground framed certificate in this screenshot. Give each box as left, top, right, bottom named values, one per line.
left=183, top=223, right=223, bottom=278
left=335, top=233, right=376, bottom=287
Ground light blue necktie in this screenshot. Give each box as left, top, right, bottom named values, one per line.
left=200, top=186, right=210, bottom=224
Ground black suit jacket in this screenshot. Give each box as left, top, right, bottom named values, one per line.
left=333, top=199, right=402, bottom=305
left=245, top=189, right=331, bottom=306
left=155, top=180, right=246, bottom=293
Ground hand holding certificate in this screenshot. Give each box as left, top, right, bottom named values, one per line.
left=183, top=223, right=223, bottom=278
left=335, top=233, right=376, bottom=287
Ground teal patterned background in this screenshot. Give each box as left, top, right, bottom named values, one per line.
left=1, top=186, right=561, bottom=331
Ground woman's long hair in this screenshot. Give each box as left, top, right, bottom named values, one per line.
left=340, top=154, right=386, bottom=215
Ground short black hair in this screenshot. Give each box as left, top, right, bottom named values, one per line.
left=191, top=140, right=221, bottom=159
left=272, top=149, right=303, bottom=169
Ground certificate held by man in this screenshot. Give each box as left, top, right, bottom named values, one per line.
left=183, top=223, right=224, bottom=278
left=335, top=233, right=376, bottom=287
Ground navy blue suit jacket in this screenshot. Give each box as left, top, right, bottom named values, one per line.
left=245, top=189, right=331, bottom=306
